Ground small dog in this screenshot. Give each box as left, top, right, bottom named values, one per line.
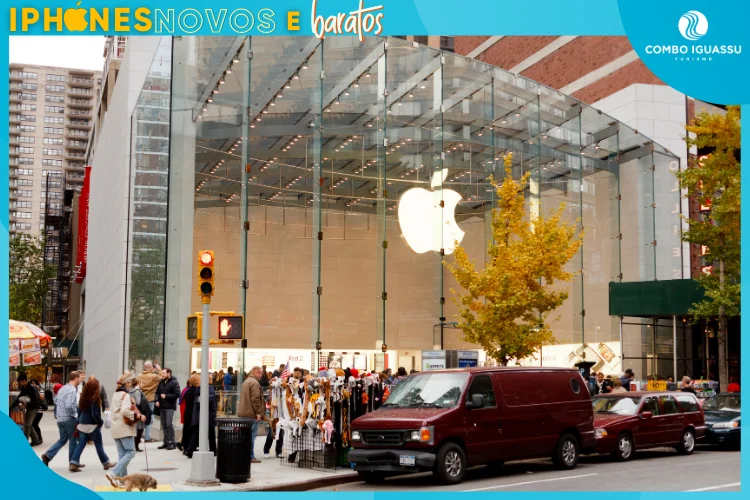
left=109, top=473, right=158, bottom=492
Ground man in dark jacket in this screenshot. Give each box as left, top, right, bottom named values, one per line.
left=11, top=373, right=43, bottom=446
left=155, top=368, right=181, bottom=450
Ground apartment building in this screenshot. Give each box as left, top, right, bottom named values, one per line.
left=9, top=63, right=101, bottom=236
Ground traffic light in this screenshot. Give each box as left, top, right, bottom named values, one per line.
left=198, top=250, right=215, bottom=301
left=218, top=315, right=244, bottom=340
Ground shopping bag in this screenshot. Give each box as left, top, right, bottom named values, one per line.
left=104, top=410, right=112, bottom=429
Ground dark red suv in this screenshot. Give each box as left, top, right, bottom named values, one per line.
left=591, top=391, right=706, bottom=461
left=348, top=367, right=595, bottom=484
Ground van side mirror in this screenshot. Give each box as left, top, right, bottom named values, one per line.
left=466, top=394, right=484, bottom=409
left=640, top=411, right=653, bottom=419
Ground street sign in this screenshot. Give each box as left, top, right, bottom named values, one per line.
left=218, top=315, right=243, bottom=340
left=187, top=316, right=199, bottom=341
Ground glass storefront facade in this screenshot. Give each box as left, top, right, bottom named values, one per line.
left=125, top=36, right=685, bottom=380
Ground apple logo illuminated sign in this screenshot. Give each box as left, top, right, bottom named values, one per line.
left=397, top=170, right=465, bottom=255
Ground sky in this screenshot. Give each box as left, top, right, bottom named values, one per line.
left=9, top=36, right=105, bottom=71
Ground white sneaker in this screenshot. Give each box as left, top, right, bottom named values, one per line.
left=263, top=453, right=270, bottom=459
left=105, top=471, right=122, bottom=488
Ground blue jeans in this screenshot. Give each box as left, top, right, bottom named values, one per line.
left=144, top=402, right=155, bottom=440
left=70, top=426, right=110, bottom=466
left=250, top=419, right=258, bottom=460
left=45, top=419, right=79, bottom=462
left=112, top=437, right=136, bottom=477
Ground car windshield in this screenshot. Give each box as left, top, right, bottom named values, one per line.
left=381, top=372, right=469, bottom=409
left=703, top=395, right=741, bottom=412
left=593, top=396, right=641, bottom=415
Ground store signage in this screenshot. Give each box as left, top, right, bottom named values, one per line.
left=457, top=350, right=479, bottom=368
left=422, top=350, right=446, bottom=371
left=75, top=166, right=91, bottom=283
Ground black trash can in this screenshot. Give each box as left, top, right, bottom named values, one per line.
left=216, top=417, right=253, bottom=483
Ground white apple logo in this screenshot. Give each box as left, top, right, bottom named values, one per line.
left=397, top=170, right=465, bottom=255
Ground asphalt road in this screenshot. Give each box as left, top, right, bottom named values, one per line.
left=314, top=446, right=740, bottom=492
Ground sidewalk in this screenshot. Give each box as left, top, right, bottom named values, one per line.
left=32, top=410, right=357, bottom=492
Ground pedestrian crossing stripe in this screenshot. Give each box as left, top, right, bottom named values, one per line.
left=94, top=485, right=174, bottom=492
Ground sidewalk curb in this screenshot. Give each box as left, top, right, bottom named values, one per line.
left=235, top=471, right=360, bottom=491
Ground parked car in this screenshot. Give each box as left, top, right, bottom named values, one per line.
left=348, top=367, right=595, bottom=484
left=702, top=393, right=740, bottom=448
left=591, top=391, right=706, bottom=461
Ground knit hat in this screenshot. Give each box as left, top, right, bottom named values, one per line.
left=53, top=383, right=63, bottom=395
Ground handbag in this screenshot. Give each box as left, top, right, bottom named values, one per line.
left=118, top=392, right=141, bottom=426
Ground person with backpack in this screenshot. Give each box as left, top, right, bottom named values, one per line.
left=129, top=377, right=152, bottom=452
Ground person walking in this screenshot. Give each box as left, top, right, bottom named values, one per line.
left=88, top=375, right=110, bottom=411
left=137, top=361, right=161, bottom=443
left=128, top=378, right=148, bottom=452
left=106, top=373, right=145, bottom=488
left=155, top=367, right=180, bottom=450
left=42, top=371, right=81, bottom=466
left=30, top=378, right=47, bottom=445
left=238, top=366, right=263, bottom=464
left=69, top=378, right=116, bottom=472
left=10, top=373, right=43, bottom=446
left=180, top=374, right=199, bottom=454
left=185, top=379, right=217, bottom=458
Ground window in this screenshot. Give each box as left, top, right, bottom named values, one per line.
left=18, top=190, right=33, bottom=198
left=414, top=36, right=429, bottom=45
left=640, top=397, right=661, bottom=416
left=466, top=375, right=496, bottom=407
left=20, top=115, right=36, bottom=122
left=658, top=395, right=679, bottom=415
left=16, top=146, right=34, bottom=154
left=674, top=394, right=701, bottom=413
left=18, top=136, right=35, bottom=143
left=19, top=125, right=35, bottom=133
left=41, top=190, right=62, bottom=199
left=440, top=36, right=455, bottom=52
left=43, top=137, right=64, bottom=145
left=15, top=201, right=32, bottom=209
left=42, top=177, right=62, bottom=188
left=44, top=116, right=64, bottom=124
left=46, top=74, right=66, bottom=82
left=42, top=169, right=62, bottom=177
left=570, top=377, right=581, bottom=394
left=20, top=103, right=37, bottom=111
left=45, top=84, right=65, bottom=92
left=43, top=148, right=63, bottom=156
left=15, top=168, right=34, bottom=176
left=19, top=71, right=38, bottom=79
left=13, top=212, right=32, bottom=219
left=45, top=105, right=65, bottom=114
left=20, top=82, right=37, bottom=91
left=18, top=157, right=34, bottom=165
left=11, top=223, right=32, bottom=231
left=383, top=372, right=469, bottom=409
left=45, top=95, right=65, bottom=103
left=15, top=179, right=33, bottom=187
left=20, top=92, right=37, bottom=100
left=44, top=127, right=63, bottom=134
left=42, top=159, right=63, bottom=167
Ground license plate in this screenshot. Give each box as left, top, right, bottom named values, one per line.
left=399, top=455, right=415, bottom=466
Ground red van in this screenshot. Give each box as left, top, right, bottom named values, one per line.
left=348, top=367, right=595, bottom=484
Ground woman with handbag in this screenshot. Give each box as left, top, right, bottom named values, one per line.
left=69, top=379, right=117, bottom=472
left=106, top=373, right=145, bottom=488
left=129, top=378, right=148, bottom=452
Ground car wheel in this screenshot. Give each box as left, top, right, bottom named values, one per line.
left=611, top=433, right=634, bottom=462
left=357, top=471, right=386, bottom=484
left=433, top=442, right=466, bottom=484
left=676, top=429, right=696, bottom=455
left=553, top=433, right=580, bottom=470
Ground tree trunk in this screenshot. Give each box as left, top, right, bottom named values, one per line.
left=718, top=251, right=728, bottom=392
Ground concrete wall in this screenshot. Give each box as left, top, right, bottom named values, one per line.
left=83, top=37, right=162, bottom=391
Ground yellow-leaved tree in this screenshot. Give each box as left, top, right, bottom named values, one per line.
left=444, top=153, right=583, bottom=365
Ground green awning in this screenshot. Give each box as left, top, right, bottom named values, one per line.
left=609, top=280, right=705, bottom=317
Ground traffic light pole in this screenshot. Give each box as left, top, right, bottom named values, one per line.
left=188, top=297, right=219, bottom=485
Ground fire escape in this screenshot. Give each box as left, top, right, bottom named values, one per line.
left=41, top=172, right=74, bottom=339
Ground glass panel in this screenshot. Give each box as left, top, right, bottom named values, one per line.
left=654, top=151, right=683, bottom=280
left=127, top=37, right=172, bottom=370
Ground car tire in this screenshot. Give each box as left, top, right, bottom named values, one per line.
left=676, top=429, right=696, bottom=455
left=357, top=471, right=387, bottom=484
left=433, top=442, right=467, bottom=484
left=611, top=433, right=634, bottom=462
left=552, top=433, right=580, bottom=470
